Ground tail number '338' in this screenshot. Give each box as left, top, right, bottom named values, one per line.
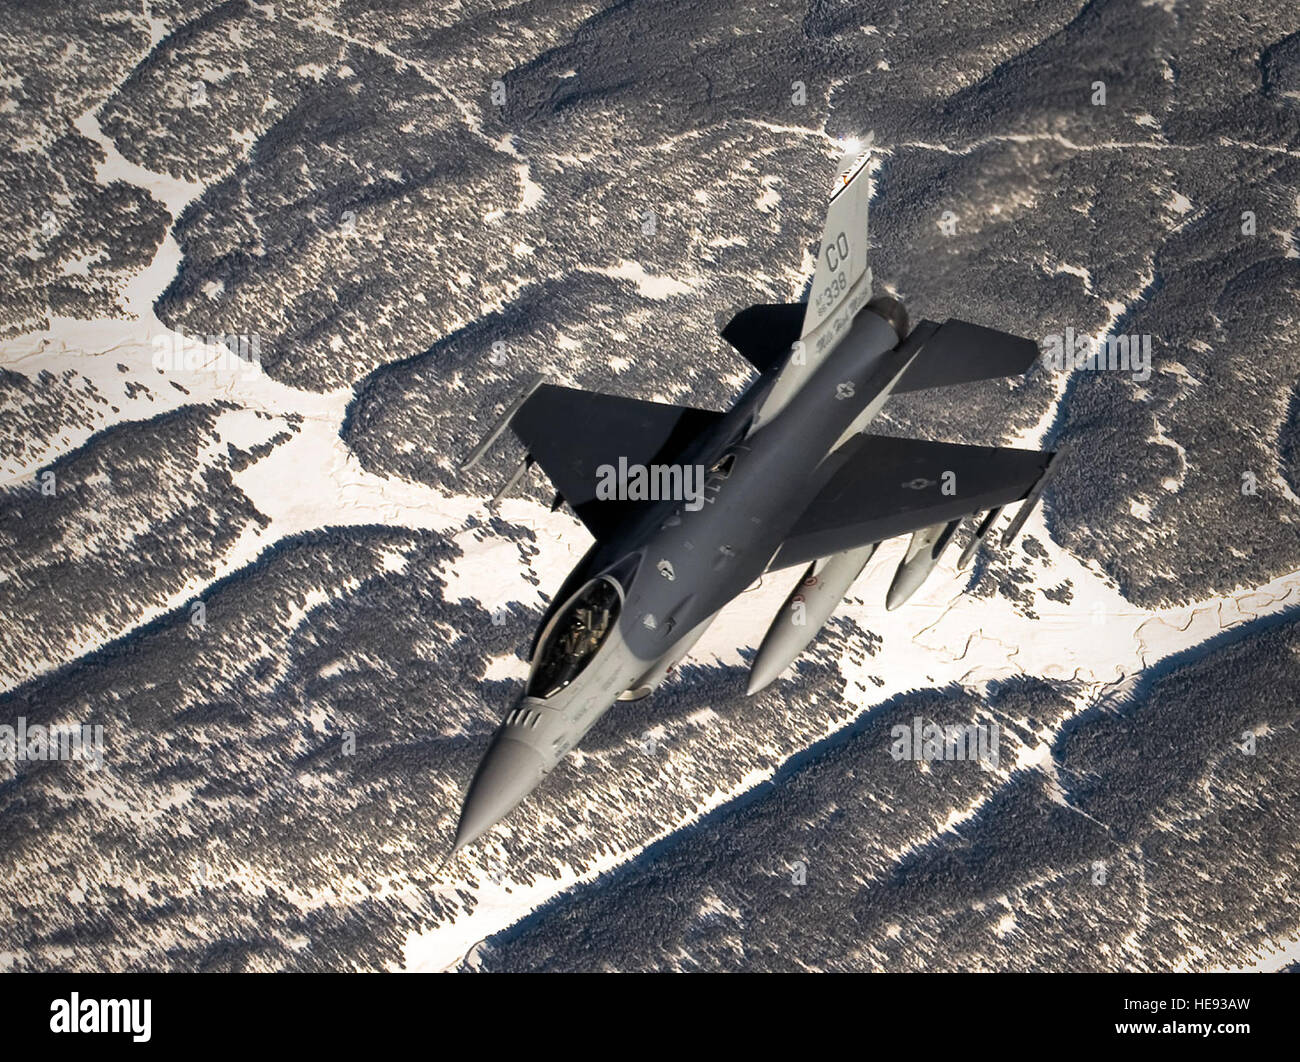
left=813, top=232, right=851, bottom=318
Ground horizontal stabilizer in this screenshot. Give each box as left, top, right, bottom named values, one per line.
left=509, top=384, right=722, bottom=541
left=894, top=319, right=1041, bottom=393
left=769, top=433, right=1054, bottom=571
left=721, top=302, right=805, bottom=374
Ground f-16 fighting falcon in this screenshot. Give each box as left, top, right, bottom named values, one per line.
left=453, top=145, right=1064, bottom=852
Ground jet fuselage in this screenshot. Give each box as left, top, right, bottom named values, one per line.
left=453, top=303, right=904, bottom=849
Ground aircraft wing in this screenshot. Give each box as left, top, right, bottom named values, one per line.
left=767, top=433, right=1055, bottom=571
left=508, top=384, right=722, bottom=541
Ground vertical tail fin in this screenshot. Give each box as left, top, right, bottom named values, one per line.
left=751, top=140, right=876, bottom=429
left=801, top=143, right=874, bottom=338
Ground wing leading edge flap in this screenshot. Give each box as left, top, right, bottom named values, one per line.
left=768, top=433, right=1054, bottom=571
left=510, top=384, right=723, bottom=541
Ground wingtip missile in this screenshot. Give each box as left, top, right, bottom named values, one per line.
left=459, top=372, right=549, bottom=473
left=1000, top=442, right=1069, bottom=549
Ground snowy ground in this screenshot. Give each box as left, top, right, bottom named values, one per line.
left=3, top=0, right=1298, bottom=973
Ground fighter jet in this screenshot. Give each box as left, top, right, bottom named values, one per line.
left=452, top=146, right=1064, bottom=852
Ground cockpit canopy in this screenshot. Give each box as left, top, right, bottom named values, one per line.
left=526, top=576, right=622, bottom=699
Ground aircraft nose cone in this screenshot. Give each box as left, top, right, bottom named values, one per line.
left=453, top=737, right=546, bottom=852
